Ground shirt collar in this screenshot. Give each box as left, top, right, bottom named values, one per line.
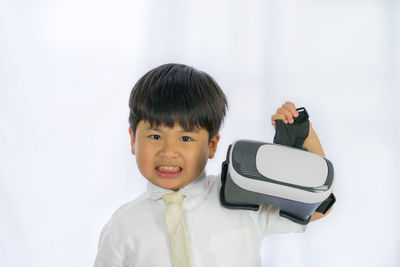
left=146, top=171, right=209, bottom=201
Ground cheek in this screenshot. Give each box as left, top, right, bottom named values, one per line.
left=135, top=143, right=154, bottom=172
left=188, top=145, right=209, bottom=171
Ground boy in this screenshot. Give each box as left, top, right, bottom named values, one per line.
left=94, top=63, right=332, bottom=267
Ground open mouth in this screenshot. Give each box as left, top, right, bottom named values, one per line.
left=155, top=165, right=183, bottom=178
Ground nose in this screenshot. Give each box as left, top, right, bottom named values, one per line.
left=158, top=140, right=179, bottom=158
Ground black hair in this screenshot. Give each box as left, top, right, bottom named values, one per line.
left=128, top=63, right=228, bottom=141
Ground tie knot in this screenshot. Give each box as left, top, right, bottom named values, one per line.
left=162, top=191, right=184, bottom=205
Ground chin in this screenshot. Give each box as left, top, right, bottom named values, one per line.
left=154, top=180, right=182, bottom=191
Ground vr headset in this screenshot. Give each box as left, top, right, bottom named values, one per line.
left=220, top=108, right=335, bottom=225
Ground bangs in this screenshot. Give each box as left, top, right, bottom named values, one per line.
left=129, top=63, right=227, bottom=140
left=133, top=82, right=215, bottom=133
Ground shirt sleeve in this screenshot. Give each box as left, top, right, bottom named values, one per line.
left=258, top=204, right=307, bottom=236
left=93, top=222, right=127, bottom=267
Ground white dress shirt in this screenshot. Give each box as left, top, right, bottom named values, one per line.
left=94, top=171, right=306, bottom=267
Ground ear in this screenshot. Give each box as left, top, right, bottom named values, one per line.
left=129, top=127, right=136, bottom=155
left=208, top=134, right=220, bottom=159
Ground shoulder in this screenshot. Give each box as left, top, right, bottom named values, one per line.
left=99, top=192, right=156, bottom=237
left=206, top=172, right=222, bottom=191
left=94, top=193, right=154, bottom=264
left=111, top=192, right=154, bottom=223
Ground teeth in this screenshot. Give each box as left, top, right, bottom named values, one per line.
left=157, top=166, right=181, bottom=172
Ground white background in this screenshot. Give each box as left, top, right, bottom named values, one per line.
left=1, top=1, right=399, bottom=266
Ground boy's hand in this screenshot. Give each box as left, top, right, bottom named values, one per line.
left=271, top=101, right=323, bottom=156
left=271, top=101, right=300, bottom=126
left=271, top=101, right=312, bottom=137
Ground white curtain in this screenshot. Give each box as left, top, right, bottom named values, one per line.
left=1, top=1, right=399, bottom=266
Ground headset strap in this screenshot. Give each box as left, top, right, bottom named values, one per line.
left=273, top=107, right=309, bottom=148
left=316, top=193, right=336, bottom=214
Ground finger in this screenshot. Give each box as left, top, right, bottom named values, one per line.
left=277, top=107, right=295, bottom=124
left=282, top=102, right=299, bottom=118
left=271, top=114, right=287, bottom=124
left=284, top=100, right=295, bottom=106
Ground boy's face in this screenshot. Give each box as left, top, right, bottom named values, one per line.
left=129, top=120, right=220, bottom=191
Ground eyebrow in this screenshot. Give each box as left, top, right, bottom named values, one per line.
left=145, top=127, right=200, bottom=133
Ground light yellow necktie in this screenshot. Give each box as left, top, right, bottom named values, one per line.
left=162, top=191, right=192, bottom=267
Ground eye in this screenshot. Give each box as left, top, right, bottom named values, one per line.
left=180, top=136, right=192, bottom=142
left=149, top=134, right=161, bottom=140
